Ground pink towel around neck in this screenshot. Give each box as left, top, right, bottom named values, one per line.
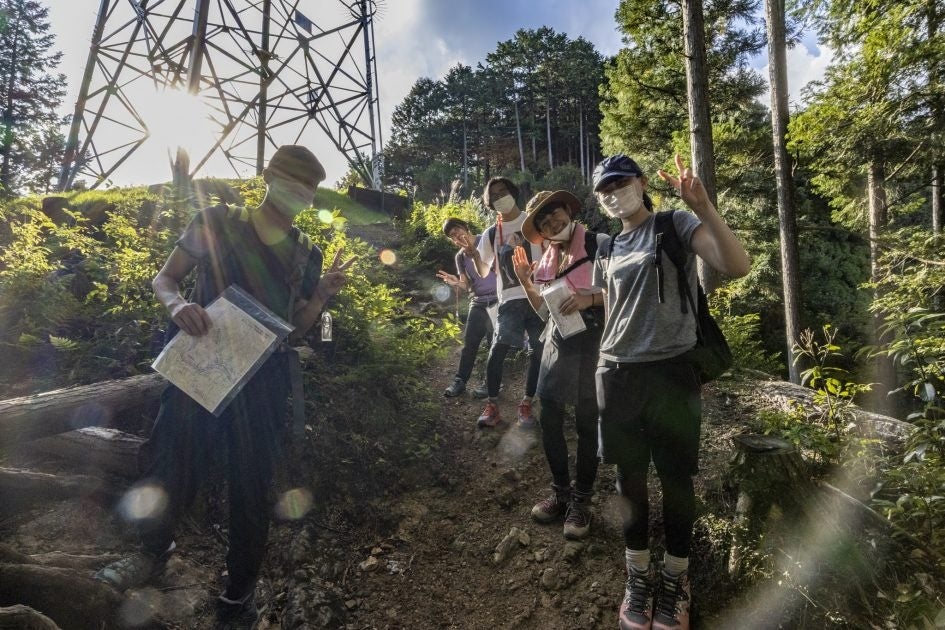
left=533, top=223, right=593, bottom=293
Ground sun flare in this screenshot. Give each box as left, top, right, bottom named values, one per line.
left=139, top=86, right=216, bottom=156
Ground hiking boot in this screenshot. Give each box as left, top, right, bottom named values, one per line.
left=471, top=382, right=489, bottom=399
left=216, top=591, right=261, bottom=630
left=619, top=563, right=657, bottom=630
left=652, top=568, right=691, bottom=630
left=563, top=491, right=592, bottom=540
left=476, top=401, right=501, bottom=428
left=444, top=377, right=466, bottom=397
left=530, top=484, right=571, bottom=523
left=93, top=541, right=175, bottom=592
left=516, top=399, right=537, bottom=428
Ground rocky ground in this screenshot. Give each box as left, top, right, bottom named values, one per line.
left=1, top=345, right=766, bottom=629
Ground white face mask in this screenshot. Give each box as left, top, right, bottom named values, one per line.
left=599, top=181, right=644, bottom=219
left=492, top=194, right=516, bottom=214
left=546, top=221, right=574, bottom=242
left=268, top=180, right=314, bottom=219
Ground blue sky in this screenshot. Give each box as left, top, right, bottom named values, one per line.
left=47, top=0, right=831, bottom=187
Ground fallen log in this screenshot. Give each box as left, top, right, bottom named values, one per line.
left=0, top=467, right=121, bottom=515
left=28, top=551, right=123, bottom=572
left=754, top=377, right=915, bottom=448
left=0, top=563, right=124, bottom=630
left=0, top=373, right=165, bottom=444
left=817, top=480, right=945, bottom=571
left=25, top=427, right=145, bottom=478
left=0, top=605, right=61, bottom=630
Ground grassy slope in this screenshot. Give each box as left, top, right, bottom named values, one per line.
left=316, top=187, right=389, bottom=225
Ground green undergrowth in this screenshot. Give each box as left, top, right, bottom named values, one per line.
left=0, top=182, right=455, bottom=501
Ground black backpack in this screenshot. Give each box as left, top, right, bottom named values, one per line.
left=599, top=210, right=732, bottom=383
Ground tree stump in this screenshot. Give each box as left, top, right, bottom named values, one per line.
left=727, top=433, right=815, bottom=574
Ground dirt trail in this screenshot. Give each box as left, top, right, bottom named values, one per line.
left=340, top=351, right=752, bottom=630
left=0, top=346, right=757, bottom=629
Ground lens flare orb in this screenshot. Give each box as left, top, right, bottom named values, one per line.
left=118, top=484, right=169, bottom=522
left=379, top=249, right=397, bottom=265
left=275, top=487, right=314, bottom=520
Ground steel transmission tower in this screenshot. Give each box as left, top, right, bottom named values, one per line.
left=59, top=0, right=382, bottom=190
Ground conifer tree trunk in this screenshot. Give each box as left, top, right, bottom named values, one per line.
left=682, top=0, right=720, bottom=293
left=514, top=101, right=525, bottom=173
left=867, top=160, right=897, bottom=414
left=579, top=104, right=585, bottom=179
left=933, top=166, right=942, bottom=234
left=929, top=1, right=943, bottom=235
left=766, top=0, right=803, bottom=383
left=1, top=14, right=21, bottom=192
left=546, top=101, right=553, bottom=169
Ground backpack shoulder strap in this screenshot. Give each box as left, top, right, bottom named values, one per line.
left=653, top=210, right=694, bottom=315
left=555, top=229, right=601, bottom=279
left=584, top=229, right=599, bottom=259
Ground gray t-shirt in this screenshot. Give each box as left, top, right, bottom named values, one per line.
left=592, top=210, right=701, bottom=363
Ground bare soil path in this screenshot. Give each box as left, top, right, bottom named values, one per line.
left=339, top=351, right=754, bottom=630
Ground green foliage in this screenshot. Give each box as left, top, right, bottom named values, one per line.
left=600, top=0, right=766, bottom=167
left=0, top=0, right=66, bottom=195
left=762, top=319, right=945, bottom=626
left=406, top=198, right=487, bottom=241
left=795, top=325, right=873, bottom=441
left=400, top=198, right=489, bottom=278
left=717, top=309, right=784, bottom=375
left=867, top=228, right=945, bottom=405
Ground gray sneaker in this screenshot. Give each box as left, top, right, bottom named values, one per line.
left=93, top=541, right=175, bottom=591
left=444, top=378, right=466, bottom=397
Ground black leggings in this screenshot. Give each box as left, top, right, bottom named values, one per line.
left=597, top=359, right=701, bottom=557
left=539, top=396, right=599, bottom=494
left=617, top=464, right=696, bottom=557
left=455, top=302, right=494, bottom=383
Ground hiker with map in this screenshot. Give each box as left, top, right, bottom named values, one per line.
left=94, top=145, right=354, bottom=629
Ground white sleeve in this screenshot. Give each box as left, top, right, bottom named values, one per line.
left=477, top=228, right=495, bottom=266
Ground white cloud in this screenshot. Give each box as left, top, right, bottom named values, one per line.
left=758, top=42, right=835, bottom=110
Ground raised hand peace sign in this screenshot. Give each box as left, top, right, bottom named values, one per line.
left=318, top=247, right=356, bottom=299
left=657, top=153, right=712, bottom=214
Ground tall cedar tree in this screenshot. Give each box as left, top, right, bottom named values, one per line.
left=0, top=0, right=65, bottom=196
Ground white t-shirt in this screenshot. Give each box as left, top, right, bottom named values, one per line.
left=476, top=212, right=544, bottom=304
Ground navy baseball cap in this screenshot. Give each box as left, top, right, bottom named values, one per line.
left=592, top=154, right=645, bottom=192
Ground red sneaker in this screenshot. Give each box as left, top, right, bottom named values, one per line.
left=476, top=401, right=501, bottom=428
left=516, top=399, right=537, bottom=428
